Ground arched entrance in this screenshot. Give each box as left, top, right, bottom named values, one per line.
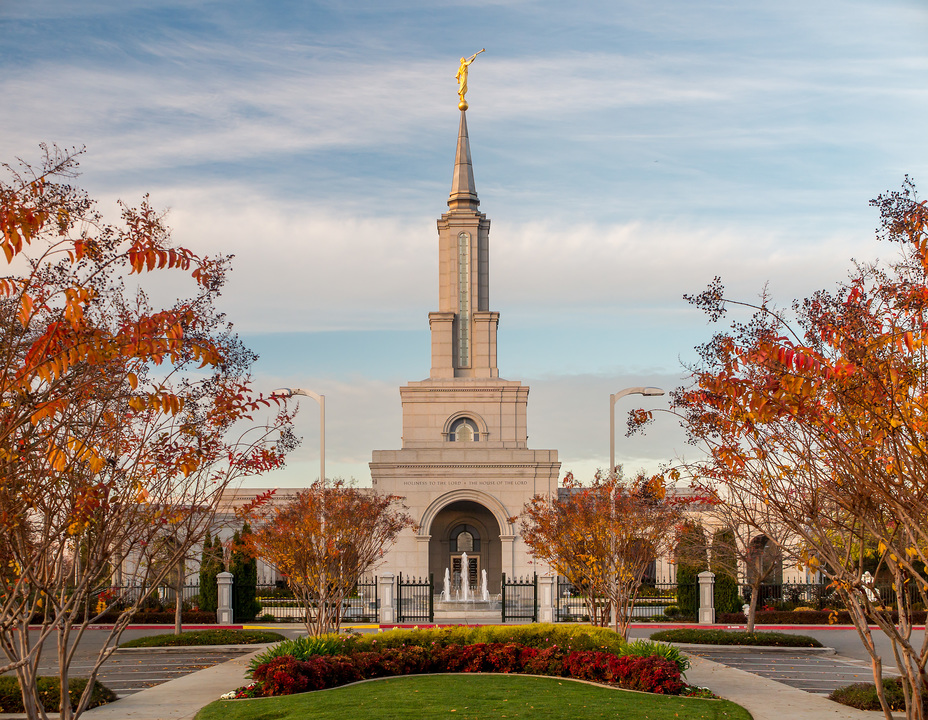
left=428, top=500, right=502, bottom=594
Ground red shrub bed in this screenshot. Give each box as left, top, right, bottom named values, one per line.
left=249, top=642, right=684, bottom=697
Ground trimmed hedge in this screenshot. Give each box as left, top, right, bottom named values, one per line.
left=250, top=643, right=685, bottom=697
left=120, top=629, right=284, bottom=648
left=0, top=676, right=116, bottom=713
left=718, top=610, right=928, bottom=625
left=650, top=628, right=822, bottom=647
left=345, top=623, right=626, bottom=655
left=829, top=677, right=928, bottom=711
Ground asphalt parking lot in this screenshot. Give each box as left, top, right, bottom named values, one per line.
left=684, top=647, right=888, bottom=695
left=85, top=648, right=255, bottom=697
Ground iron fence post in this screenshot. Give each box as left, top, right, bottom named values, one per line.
left=533, top=573, right=538, bottom=622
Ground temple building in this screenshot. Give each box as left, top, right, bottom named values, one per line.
left=369, top=107, right=560, bottom=593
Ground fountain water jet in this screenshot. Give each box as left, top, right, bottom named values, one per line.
left=460, top=552, right=470, bottom=602
left=441, top=568, right=451, bottom=602
left=481, top=569, right=489, bottom=602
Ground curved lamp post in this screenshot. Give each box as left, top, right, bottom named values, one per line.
left=609, top=387, right=664, bottom=477
left=273, top=388, right=325, bottom=486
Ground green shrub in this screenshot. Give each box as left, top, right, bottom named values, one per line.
left=624, top=639, right=690, bottom=674
left=663, top=604, right=680, bottom=617
left=248, top=634, right=346, bottom=675
left=713, top=572, right=741, bottom=614
left=120, top=629, right=284, bottom=648
left=230, top=523, right=261, bottom=622
left=649, top=628, right=822, bottom=647
left=199, top=532, right=223, bottom=614
left=0, top=676, right=116, bottom=713
left=829, top=677, right=928, bottom=711
left=348, top=624, right=626, bottom=655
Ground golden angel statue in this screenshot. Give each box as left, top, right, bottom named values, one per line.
left=456, top=49, right=485, bottom=110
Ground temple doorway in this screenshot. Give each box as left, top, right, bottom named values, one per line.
left=428, top=499, right=502, bottom=593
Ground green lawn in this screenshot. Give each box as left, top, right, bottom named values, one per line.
left=195, top=674, right=752, bottom=720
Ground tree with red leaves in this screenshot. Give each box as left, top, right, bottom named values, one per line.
left=516, top=469, right=686, bottom=639
left=633, top=180, right=928, bottom=720
left=250, top=480, right=413, bottom=636
left=0, top=147, right=294, bottom=720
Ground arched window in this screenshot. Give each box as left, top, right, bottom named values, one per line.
left=450, top=524, right=481, bottom=552
left=448, top=417, right=479, bottom=442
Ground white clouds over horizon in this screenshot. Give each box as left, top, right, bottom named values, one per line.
left=2, top=0, right=926, bottom=487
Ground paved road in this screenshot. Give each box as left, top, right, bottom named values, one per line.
left=1, top=627, right=287, bottom=698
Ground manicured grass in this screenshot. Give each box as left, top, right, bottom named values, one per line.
left=650, top=628, right=822, bottom=647
left=120, top=629, right=285, bottom=648
left=195, top=674, right=752, bottom=720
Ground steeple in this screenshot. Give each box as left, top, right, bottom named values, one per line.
left=448, top=110, right=479, bottom=212
left=430, top=109, right=497, bottom=380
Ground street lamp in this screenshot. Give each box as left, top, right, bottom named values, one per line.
left=609, top=387, right=664, bottom=477
left=607, top=385, right=664, bottom=634
left=273, top=386, right=329, bottom=630
left=273, top=388, right=325, bottom=486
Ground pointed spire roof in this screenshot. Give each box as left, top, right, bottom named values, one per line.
left=447, top=110, right=480, bottom=212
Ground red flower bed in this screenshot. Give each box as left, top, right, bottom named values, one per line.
left=249, top=642, right=684, bottom=697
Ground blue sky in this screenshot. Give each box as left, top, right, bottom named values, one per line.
left=2, top=0, right=927, bottom=486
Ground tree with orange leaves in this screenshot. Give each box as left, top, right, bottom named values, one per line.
left=516, top=469, right=686, bottom=639
left=250, top=480, right=413, bottom=636
left=633, top=180, right=928, bottom=720
left=0, top=147, right=294, bottom=720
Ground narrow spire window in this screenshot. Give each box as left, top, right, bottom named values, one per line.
left=457, top=231, right=470, bottom=367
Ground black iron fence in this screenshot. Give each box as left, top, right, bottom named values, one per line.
left=397, top=573, right=433, bottom=623
left=501, top=573, right=537, bottom=622
left=555, top=578, right=690, bottom=622
left=89, top=583, right=202, bottom=612
left=253, top=579, right=379, bottom=623
left=741, top=581, right=924, bottom=612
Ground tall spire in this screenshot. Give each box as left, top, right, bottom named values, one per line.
left=448, top=110, right=479, bottom=212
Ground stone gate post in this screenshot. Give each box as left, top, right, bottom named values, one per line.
left=217, top=571, right=233, bottom=625
left=698, top=570, right=716, bottom=624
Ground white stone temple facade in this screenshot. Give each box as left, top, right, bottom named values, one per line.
left=369, top=108, right=560, bottom=593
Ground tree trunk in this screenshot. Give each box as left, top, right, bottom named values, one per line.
left=746, top=579, right=762, bottom=633
left=174, top=571, right=183, bottom=636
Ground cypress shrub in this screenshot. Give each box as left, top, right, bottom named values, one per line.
left=230, top=523, right=261, bottom=622
left=675, top=521, right=707, bottom=617
left=711, top=528, right=742, bottom=614
left=198, top=532, right=223, bottom=614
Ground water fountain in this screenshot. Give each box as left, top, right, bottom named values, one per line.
left=434, top=554, right=499, bottom=618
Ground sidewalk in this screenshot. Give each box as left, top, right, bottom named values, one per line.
left=686, top=653, right=901, bottom=720
left=79, top=648, right=262, bottom=720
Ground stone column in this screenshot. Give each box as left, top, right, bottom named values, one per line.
left=538, top=575, right=555, bottom=623
left=499, top=535, right=516, bottom=577
left=379, top=573, right=396, bottom=624
left=415, top=535, right=431, bottom=578
left=698, top=570, right=716, bottom=624
left=217, top=571, right=233, bottom=625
